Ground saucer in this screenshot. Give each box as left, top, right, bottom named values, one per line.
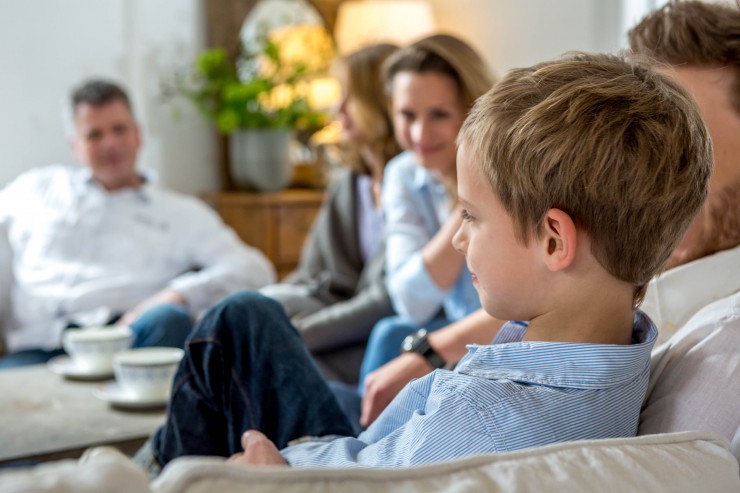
left=92, top=382, right=168, bottom=410
left=47, top=355, right=113, bottom=381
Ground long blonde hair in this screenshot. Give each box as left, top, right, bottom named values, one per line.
left=335, top=43, right=401, bottom=175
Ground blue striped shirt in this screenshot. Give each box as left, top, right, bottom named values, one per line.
left=281, top=311, right=657, bottom=467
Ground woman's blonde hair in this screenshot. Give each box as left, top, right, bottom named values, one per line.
left=383, top=34, right=495, bottom=196
left=335, top=43, right=401, bottom=174
left=383, top=34, right=494, bottom=113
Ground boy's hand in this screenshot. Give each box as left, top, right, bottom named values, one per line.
left=360, top=353, right=433, bottom=427
left=227, top=430, right=288, bottom=467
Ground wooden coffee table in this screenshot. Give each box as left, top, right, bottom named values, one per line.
left=0, top=364, right=165, bottom=464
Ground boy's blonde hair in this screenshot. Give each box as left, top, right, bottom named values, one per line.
left=459, top=52, right=712, bottom=304
left=628, top=0, right=740, bottom=114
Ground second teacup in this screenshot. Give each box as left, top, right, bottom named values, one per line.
left=113, top=347, right=184, bottom=400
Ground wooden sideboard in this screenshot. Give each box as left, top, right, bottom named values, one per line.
left=203, top=189, right=325, bottom=279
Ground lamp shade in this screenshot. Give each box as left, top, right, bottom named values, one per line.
left=334, top=1, right=437, bottom=54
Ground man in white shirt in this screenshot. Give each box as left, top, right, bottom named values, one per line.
left=0, top=79, right=276, bottom=368
left=628, top=0, right=740, bottom=446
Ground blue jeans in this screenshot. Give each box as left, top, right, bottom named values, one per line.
left=151, top=291, right=355, bottom=466
left=358, top=315, right=449, bottom=393
left=0, top=304, right=192, bottom=369
left=128, top=303, right=192, bottom=348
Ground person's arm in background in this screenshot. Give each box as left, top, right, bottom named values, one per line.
left=360, top=308, right=504, bottom=426
left=297, top=245, right=394, bottom=352
left=120, top=197, right=276, bottom=325
left=420, top=207, right=465, bottom=290
left=382, top=155, right=463, bottom=323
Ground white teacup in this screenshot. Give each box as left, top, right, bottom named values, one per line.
left=113, top=347, right=184, bottom=400
left=62, top=326, right=134, bottom=372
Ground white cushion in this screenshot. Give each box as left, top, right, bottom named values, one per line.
left=0, top=447, right=149, bottom=493
left=151, top=431, right=739, bottom=493
left=640, top=292, right=740, bottom=443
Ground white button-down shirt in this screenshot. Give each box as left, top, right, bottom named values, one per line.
left=0, top=165, right=276, bottom=351
left=641, top=244, right=740, bottom=346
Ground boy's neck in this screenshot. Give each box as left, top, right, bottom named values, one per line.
left=523, top=282, right=635, bottom=345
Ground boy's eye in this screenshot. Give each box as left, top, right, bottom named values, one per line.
left=461, top=209, right=474, bottom=222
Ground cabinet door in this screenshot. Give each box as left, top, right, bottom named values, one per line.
left=203, top=190, right=324, bottom=279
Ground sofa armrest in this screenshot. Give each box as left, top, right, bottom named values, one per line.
left=0, top=447, right=150, bottom=493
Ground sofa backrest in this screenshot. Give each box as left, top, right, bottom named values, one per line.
left=639, top=292, right=740, bottom=447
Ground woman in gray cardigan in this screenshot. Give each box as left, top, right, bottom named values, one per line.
left=260, top=43, right=401, bottom=383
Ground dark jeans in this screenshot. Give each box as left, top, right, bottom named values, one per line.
left=151, top=292, right=355, bottom=466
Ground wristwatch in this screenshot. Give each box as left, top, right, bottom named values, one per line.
left=401, top=329, right=446, bottom=369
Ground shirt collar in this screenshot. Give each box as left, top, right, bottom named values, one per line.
left=74, top=166, right=154, bottom=203
left=455, top=311, right=657, bottom=389
left=641, top=245, right=740, bottom=339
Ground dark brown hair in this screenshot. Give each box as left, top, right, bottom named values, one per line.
left=629, top=0, right=740, bottom=113
left=72, top=79, right=132, bottom=116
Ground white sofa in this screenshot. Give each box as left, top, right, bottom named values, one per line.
left=1, top=291, right=738, bottom=492
left=1, top=431, right=737, bottom=493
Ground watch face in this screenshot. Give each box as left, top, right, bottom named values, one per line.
left=402, top=335, right=415, bottom=352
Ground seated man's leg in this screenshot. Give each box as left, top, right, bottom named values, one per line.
left=358, top=315, right=449, bottom=391
left=0, top=348, right=65, bottom=369
left=152, top=292, right=354, bottom=466
left=130, top=304, right=192, bottom=348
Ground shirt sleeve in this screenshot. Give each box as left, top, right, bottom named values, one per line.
left=166, top=198, right=276, bottom=315
left=280, top=372, right=494, bottom=467
left=381, top=159, right=449, bottom=323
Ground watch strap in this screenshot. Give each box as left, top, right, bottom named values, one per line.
left=402, top=328, right=446, bottom=369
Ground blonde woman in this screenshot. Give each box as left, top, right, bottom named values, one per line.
left=358, top=35, right=495, bottom=390
left=257, top=44, right=401, bottom=383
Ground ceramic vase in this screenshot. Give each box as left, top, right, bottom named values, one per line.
left=229, top=129, right=294, bottom=192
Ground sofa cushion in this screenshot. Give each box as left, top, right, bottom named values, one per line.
left=151, top=431, right=739, bottom=493
left=639, top=292, right=740, bottom=443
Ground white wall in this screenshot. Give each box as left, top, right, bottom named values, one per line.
left=0, top=0, right=217, bottom=194
left=0, top=0, right=662, bottom=194
left=425, top=0, right=627, bottom=79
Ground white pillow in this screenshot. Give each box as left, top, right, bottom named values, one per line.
left=151, top=431, right=739, bottom=493
left=639, top=292, right=740, bottom=443
left=0, top=447, right=149, bottom=493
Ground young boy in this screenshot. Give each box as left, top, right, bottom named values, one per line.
left=149, top=52, right=711, bottom=469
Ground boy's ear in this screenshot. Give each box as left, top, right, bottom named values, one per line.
left=540, top=208, right=577, bottom=272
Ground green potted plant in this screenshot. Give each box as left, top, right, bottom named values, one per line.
left=177, top=25, right=336, bottom=191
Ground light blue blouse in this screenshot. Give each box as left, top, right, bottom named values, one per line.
left=380, top=151, right=480, bottom=324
